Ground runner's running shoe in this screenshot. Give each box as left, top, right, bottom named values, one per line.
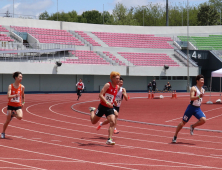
left=89, top=107, right=96, bottom=112
left=114, top=129, right=119, bottom=134
left=106, top=139, right=115, bottom=145
left=1, top=133, right=5, bottom=139
left=172, top=136, right=177, bottom=143
left=97, top=122, right=103, bottom=130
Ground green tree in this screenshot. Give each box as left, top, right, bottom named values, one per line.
left=209, top=0, right=222, bottom=11
left=81, top=10, right=103, bottom=24
left=197, top=4, right=219, bottom=25
left=112, top=3, right=138, bottom=25
left=102, top=11, right=114, bottom=24
left=39, top=11, right=50, bottom=20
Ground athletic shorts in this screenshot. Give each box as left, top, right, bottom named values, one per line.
left=77, top=89, right=82, bottom=96
left=7, top=105, right=21, bottom=111
left=182, top=104, right=206, bottom=122
left=95, top=104, right=115, bottom=118
left=113, top=106, right=120, bottom=113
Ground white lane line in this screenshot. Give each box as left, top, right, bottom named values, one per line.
left=3, top=105, right=222, bottom=153
left=1, top=137, right=220, bottom=170
left=0, top=168, right=32, bottom=169
left=3, top=102, right=222, bottom=169
left=0, top=158, right=84, bottom=163
left=51, top=140, right=61, bottom=142
left=3, top=106, right=222, bottom=169
left=49, top=102, right=222, bottom=139
left=6, top=121, right=222, bottom=161
left=106, top=163, right=213, bottom=169
left=2, top=112, right=222, bottom=168
left=0, top=159, right=46, bottom=170
left=27, top=104, right=222, bottom=145
left=165, top=106, right=222, bottom=122
left=0, top=144, right=136, bottom=170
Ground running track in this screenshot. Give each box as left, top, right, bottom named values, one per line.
left=0, top=93, right=222, bottom=170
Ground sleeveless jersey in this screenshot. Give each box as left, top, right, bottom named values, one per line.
left=115, top=87, right=123, bottom=107
left=76, top=82, right=84, bottom=90
left=101, top=82, right=118, bottom=107
left=8, top=84, right=22, bottom=107
left=190, top=86, right=204, bottom=107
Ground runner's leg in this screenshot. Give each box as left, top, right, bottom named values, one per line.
left=15, top=109, right=23, bottom=120
left=107, top=114, right=116, bottom=139
left=2, top=110, right=12, bottom=133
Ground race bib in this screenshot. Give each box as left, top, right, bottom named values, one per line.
left=11, top=96, right=20, bottom=103
left=78, top=85, right=82, bottom=89
left=116, top=100, right=122, bottom=107
left=105, top=93, right=114, bottom=103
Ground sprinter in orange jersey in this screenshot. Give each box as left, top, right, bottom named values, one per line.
left=1, top=72, right=25, bottom=139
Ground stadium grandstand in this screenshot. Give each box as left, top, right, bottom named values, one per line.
left=1, top=17, right=222, bottom=93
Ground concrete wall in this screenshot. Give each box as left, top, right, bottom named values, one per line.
left=0, top=74, right=77, bottom=93
left=0, top=62, right=127, bottom=75
left=0, top=73, right=189, bottom=93
left=1, top=17, right=222, bottom=35
left=27, top=34, right=39, bottom=48
left=0, top=62, right=198, bottom=77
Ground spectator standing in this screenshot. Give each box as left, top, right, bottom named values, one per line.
left=152, top=79, right=157, bottom=91
left=147, top=82, right=152, bottom=92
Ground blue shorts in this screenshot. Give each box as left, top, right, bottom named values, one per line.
left=182, top=104, right=206, bottom=122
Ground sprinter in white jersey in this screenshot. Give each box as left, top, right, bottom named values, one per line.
left=97, top=77, right=128, bottom=134
left=172, top=75, right=206, bottom=143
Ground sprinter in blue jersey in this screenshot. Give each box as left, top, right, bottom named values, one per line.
left=172, top=75, right=206, bottom=143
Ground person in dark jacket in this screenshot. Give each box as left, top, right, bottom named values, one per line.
left=152, top=79, right=157, bottom=91
left=147, top=82, right=152, bottom=92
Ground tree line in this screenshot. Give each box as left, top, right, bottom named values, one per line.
left=39, top=0, right=222, bottom=26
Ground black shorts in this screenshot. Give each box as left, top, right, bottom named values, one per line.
left=77, top=89, right=82, bottom=96
left=95, top=104, right=115, bottom=118
left=7, top=105, right=21, bottom=111
left=113, top=106, right=120, bottom=112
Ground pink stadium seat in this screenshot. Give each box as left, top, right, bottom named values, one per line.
left=11, top=26, right=84, bottom=46
left=75, top=31, right=101, bottom=46
left=0, top=34, right=14, bottom=42
left=92, top=31, right=173, bottom=49
left=118, top=52, right=179, bottom=67
left=63, top=50, right=110, bottom=65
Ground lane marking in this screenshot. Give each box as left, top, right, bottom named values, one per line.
left=0, top=159, right=46, bottom=170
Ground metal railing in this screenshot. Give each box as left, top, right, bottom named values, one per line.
left=175, top=49, right=198, bottom=67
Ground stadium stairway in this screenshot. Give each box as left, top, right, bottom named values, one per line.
left=69, top=31, right=89, bottom=47
left=85, top=32, right=109, bottom=47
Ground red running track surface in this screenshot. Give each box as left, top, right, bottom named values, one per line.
left=0, top=92, right=222, bottom=170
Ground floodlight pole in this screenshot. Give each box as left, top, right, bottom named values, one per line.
left=103, top=4, right=104, bottom=24
left=166, top=0, right=169, bottom=26
left=143, top=7, right=144, bottom=26
left=57, top=0, right=58, bottom=21
left=220, top=9, right=221, bottom=25
left=13, top=0, right=14, bottom=18
left=187, top=0, right=190, bottom=92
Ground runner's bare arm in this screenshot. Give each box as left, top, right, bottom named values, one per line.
left=122, top=88, right=128, bottom=101
left=22, top=85, right=25, bottom=104
left=7, top=85, right=18, bottom=99
left=190, top=86, right=200, bottom=101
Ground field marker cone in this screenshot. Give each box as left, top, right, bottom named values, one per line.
left=148, top=91, right=151, bottom=99
left=128, top=95, right=130, bottom=99
left=172, top=90, right=175, bottom=99
left=151, top=91, right=154, bottom=99
left=174, top=90, right=177, bottom=99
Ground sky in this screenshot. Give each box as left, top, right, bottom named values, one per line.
left=0, top=0, right=208, bottom=18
